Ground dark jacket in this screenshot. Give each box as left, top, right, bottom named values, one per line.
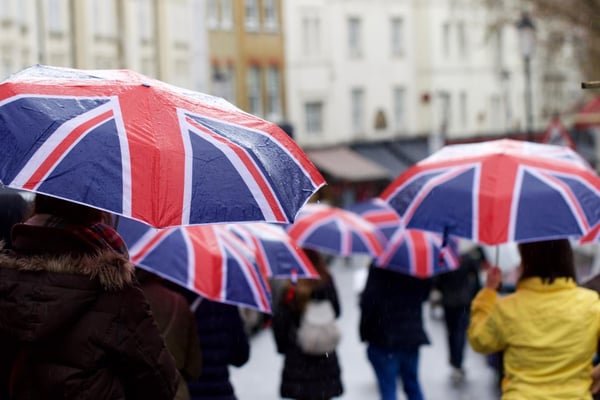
left=188, top=299, right=250, bottom=400
left=360, top=266, right=432, bottom=349
left=272, top=278, right=344, bottom=400
left=139, top=276, right=202, bottom=400
left=0, top=222, right=179, bottom=400
left=433, top=250, right=482, bottom=309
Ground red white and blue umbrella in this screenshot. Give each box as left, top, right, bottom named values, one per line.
left=117, top=217, right=272, bottom=313
left=287, top=203, right=387, bottom=257
left=380, top=139, right=600, bottom=245
left=0, top=65, right=325, bottom=228
left=351, top=198, right=459, bottom=278
left=226, top=223, right=319, bottom=280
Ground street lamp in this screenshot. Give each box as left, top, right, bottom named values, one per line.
left=517, top=12, right=536, bottom=142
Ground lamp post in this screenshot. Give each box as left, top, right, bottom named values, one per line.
left=517, top=12, right=536, bottom=142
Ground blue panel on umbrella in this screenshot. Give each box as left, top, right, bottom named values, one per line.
left=141, top=229, right=190, bottom=286
left=0, top=97, right=110, bottom=181
left=515, top=172, right=583, bottom=241
left=117, top=217, right=153, bottom=246
left=187, top=114, right=318, bottom=219
left=405, top=169, right=475, bottom=240
left=555, top=174, right=600, bottom=227
left=38, top=119, right=123, bottom=213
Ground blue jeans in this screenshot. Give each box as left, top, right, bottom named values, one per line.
left=367, top=344, right=424, bottom=400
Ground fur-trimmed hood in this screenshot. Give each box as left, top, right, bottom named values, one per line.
left=0, top=247, right=135, bottom=342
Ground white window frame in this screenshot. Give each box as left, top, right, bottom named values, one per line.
left=245, top=0, right=259, bottom=32
left=348, top=17, right=362, bottom=58
left=390, top=17, right=405, bottom=57
left=221, top=0, right=233, bottom=30
left=266, top=66, right=281, bottom=121
left=393, top=87, right=406, bottom=131
left=305, top=101, right=323, bottom=135
left=263, top=0, right=278, bottom=32
left=207, top=0, right=219, bottom=29
left=247, top=66, right=262, bottom=116
left=351, top=88, right=365, bottom=134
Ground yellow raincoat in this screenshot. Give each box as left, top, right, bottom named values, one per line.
left=469, top=277, right=600, bottom=400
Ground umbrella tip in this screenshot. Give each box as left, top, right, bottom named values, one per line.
left=142, top=83, right=151, bottom=88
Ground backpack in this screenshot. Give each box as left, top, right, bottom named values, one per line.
left=296, top=299, right=341, bottom=355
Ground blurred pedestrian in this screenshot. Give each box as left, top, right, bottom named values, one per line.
left=0, top=189, right=31, bottom=400
left=469, top=239, right=600, bottom=399
left=432, top=245, right=484, bottom=384
left=272, top=248, right=344, bottom=400
left=0, top=194, right=179, bottom=399
left=359, top=264, right=431, bottom=400
left=187, top=297, right=250, bottom=400
left=137, top=269, right=202, bottom=400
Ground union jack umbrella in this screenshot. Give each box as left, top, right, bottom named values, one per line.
left=351, top=198, right=460, bottom=278
left=117, top=217, right=272, bottom=313
left=380, top=139, right=600, bottom=245
left=226, top=223, right=319, bottom=280
left=0, top=65, right=325, bottom=228
left=287, top=203, right=387, bottom=257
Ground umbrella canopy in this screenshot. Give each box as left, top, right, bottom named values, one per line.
left=287, top=203, right=387, bottom=257
left=226, top=222, right=319, bottom=279
left=351, top=198, right=459, bottom=278
left=380, top=139, right=600, bottom=245
left=0, top=64, right=325, bottom=228
left=117, top=217, right=272, bottom=313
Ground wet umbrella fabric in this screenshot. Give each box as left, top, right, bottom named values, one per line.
left=0, top=64, right=325, bottom=228
left=117, top=217, right=272, bottom=313
left=287, top=203, right=387, bottom=257
left=380, top=139, right=600, bottom=245
left=351, top=198, right=459, bottom=278
left=226, top=223, right=319, bottom=279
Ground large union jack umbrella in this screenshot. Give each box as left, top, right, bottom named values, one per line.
left=380, top=139, right=600, bottom=245
left=0, top=65, right=325, bottom=228
left=351, top=198, right=459, bottom=278
left=287, top=203, right=387, bottom=257
left=225, top=223, right=319, bottom=280
left=117, top=217, right=272, bottom=313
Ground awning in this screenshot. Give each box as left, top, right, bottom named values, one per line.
left=306, top=146, right=392, bottom=182
left=351, top=143, right=412, bottom=178
left=389, top=138, right=430, bottom=165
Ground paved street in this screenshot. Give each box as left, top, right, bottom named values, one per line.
left=231, top=257, right=500, bottom=400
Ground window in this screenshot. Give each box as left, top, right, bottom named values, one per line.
left=460, top=91, right=467, bottom=128
left=348, top=17, right=362, bottom=58
left=305, top=102, right=323, bottom=135
left=457, top=22, right=468, bottom=58
left=224, top=64, right=236, bottom=104
left=438, top=91, right=451, bottom=131
left=393, top=87, right=406, bottom=131
left=207, top=0, right=218, bottom=29
left=48, top=0, right=62, bottom=32
left=221, top=0, right=233, bottom=30
left=138, top=0, right=153, bottom=40
left=266, top=66, right=281, bottom=121
left=442, top=22, right=451, bottom=58
left=245, top=0, right=259, bottom=32
left=302, top=14, right=321, bottom=57
left=263, top=0, right=278, bottom=32
left=391, top=17, right=404, bottom=57
left=247, top=66, right=262, bottom=116
left=92, top=0, right=117, bottom=37
left=351, top=88, right=364, bottom=134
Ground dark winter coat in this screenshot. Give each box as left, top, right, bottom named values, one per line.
left=0, top=222, right=179, bottom=400
left=188, top=299, right=250, bottom=400
left=139, top=276, right=202, bottom=400
left=272, top=278, right=344, bottom=400
left=360, top=266, right=432, bottom=350
left=433, top=250, right=482, bottom=308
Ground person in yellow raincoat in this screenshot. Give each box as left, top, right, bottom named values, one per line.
left=468, top=239, right=600, bottom=400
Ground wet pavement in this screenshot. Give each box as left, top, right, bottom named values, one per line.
left=231, top=257, right=500, bottom=400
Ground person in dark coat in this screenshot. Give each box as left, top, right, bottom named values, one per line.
left=137, top=269, right=202, bottom=400
left=359, top=264, right=432, bottom=400
left=0, top=194, right=179, bottom=400
left=432, top=245, right=484, bottom=384
left=0, top=189, right=31, bottom=400
left=272, top=248, right=344, bottom=400
left=187, top=298, right=250, bottom=400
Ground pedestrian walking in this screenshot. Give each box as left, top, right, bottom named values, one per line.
left=137, top=269, right=202, bottom=400
left=433, top=245, right=484, bottom=384
left=359, top=264, right=432, bottom=400
left=469, top=239, right=600, bottom=399
left=187, top=297, right=250, bottom=400
left=271, top=248, right=344, bottom=400
left=0, top=194, right=179, bottom=399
